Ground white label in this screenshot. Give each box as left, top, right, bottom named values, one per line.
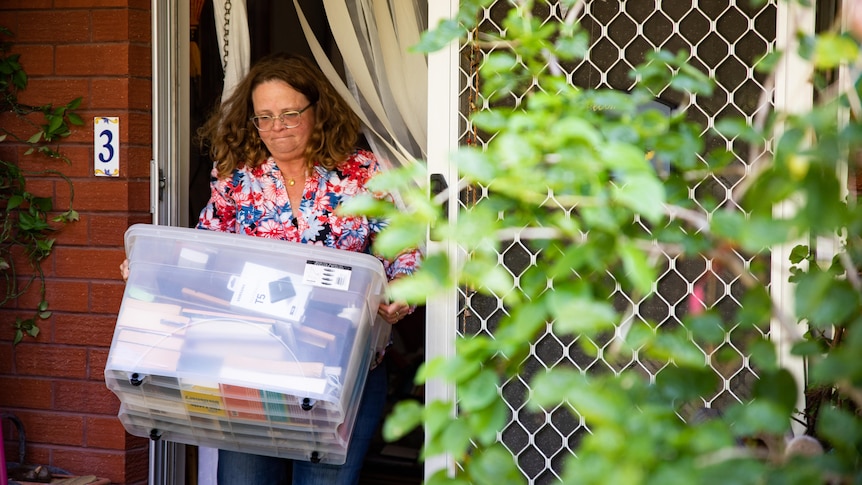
left=94, top=117, right=120, bottom=177
left=228, top=263, right=311, bottom=321
left=302, top=260, right=352, bottom=291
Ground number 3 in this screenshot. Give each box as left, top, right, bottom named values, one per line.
left=98, top=129, right=114, bottom=163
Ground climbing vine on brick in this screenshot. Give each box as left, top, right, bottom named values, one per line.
left=0, top=26, right=81, bottom=344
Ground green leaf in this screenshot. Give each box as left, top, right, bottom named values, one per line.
left=468, top=444, right=526, bottom=485
left=530, top=368, right=584, bottom=409
left=383, top=399, right=424, bottom=442
left=47, top=113, right=65, bottom=134
left=27, top=131, right=43, bottom=143
left=736, top=285, right=771, bottom=329
left=458, top=369, right=499, bottom=412
left=495, top=301, right=549, bottom=358
left=412, top=18, right=463, bottom=53
left=67, top=97, right=83, bottom=110
left=454, top=147, right=501, bottom=183
left=795, top=271, right=859, bottom=328
left=554, top=33, right=589, bottom=60
left=471, top=110, right=510, bottom=133
left=482, top=52, right=520, bottom=76
left=544, top=373, right=625, bottom=426
left=467, top=396, right=509, bottom=445
left=618, top=238, right=656, bottom=295
left=655, top=366, right=718, bottom=405
left=788, top=244, right=810, bottom=265
left=699, top=459, right=766, bottom=485
left=747, top=337, right=779, bottom=372
left=672, top=62, right=714, bottom=96
left=12, top=67, right=26, bottom=89
left=386, top=271, right=441, bottom=305
left=812, top=32, right=859, bottom=69
left=711, top=210, right=794, bottom=251
left=338, top=193, right=391, bottom=217
left=752, top=368, right=798, bottom=415
left=53, top=209, right=80, bottom=223
left=685, top=312, right=726, bottom=345
left=650, top=331, right=706, bottom=367
left=435, top=418, right=472, bottom=458
left=8, top=194, right=24, bottom=210
left=373, top=222, right=426, bottom=258
left=713, top=117, right=766, bottom=144
left=423, top=400, right=457, bottom=456
left=550, top=116, right=603, bottom=149
left=417, top=353, right=481, bottom=385
left=612, top=174, right=665, bottom=223
left=816, top=405, right=862, bottom=456
left=67, top=112, right=83, bottom=126
left=808, top=329, right=862, bottom=386
left=461, top=258, right=516, bottom=297
left=789, top=339, right=821, bottom=357
left=425, top=468, right=471, bottom=485
left=550, top=294, right=618, bottom=336
left=725, top=400, right=791, bottom=437
left=424, top=398, right=454, bottom=431
left=32, top=195, right=53, bottom=212
left=625, top=321, right=657, bottom=350
left=755, top=49, right=783, bottom=73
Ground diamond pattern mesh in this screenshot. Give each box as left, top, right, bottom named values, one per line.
left=456, top=2, right=777, bottom=483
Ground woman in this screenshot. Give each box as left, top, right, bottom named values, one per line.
left=196, top=53, right=420, bottom=484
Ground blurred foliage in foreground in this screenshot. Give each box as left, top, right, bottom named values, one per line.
left=344, top=1, right=862, bottom=483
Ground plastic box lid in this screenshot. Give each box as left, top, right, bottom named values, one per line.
left=105, top=224, right=389, bottom=464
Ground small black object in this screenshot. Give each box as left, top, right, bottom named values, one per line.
left=3, top=412, right=74, bottom=481
left=310, top=451, right=321, bottom=463
left=130, top=373, right=144, bottom=386
left=301, top=398, right=313, bottom=411
left=149, top=429, right=162, bottom=440
left=2, top=412, right=26, bottom=464
left=269, top=276, right=296, bottom=302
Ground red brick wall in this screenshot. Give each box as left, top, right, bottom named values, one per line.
left=0, top=2, right=153, bottom=484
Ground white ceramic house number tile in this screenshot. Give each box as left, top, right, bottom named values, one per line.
left=94, top=116, right=120, bottom=177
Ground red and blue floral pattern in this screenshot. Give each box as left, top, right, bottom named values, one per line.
left=197, top=149, right=419, bottom=280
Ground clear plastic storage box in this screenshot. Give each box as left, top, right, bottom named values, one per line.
left=105, top=224, right=389, bottom=464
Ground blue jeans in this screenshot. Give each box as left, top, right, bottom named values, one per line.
left=217, top=362, right=388, bottom=485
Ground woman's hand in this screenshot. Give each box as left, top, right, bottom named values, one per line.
left=378, top=272, right=412, bottom=324
left=378, top=301, right=410, bottom=325
left=120, top=259, right=130, bottom=282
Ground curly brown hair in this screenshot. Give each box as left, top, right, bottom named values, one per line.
left=198, top=53, right=361, bottom=179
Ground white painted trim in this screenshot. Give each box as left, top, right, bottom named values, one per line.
left=152, top=0, right=190, bottom=227
left=771, top=0, right=814, bottom=437
left=150, top=0, right=191, bottom=483
left=424, top=0, right=460, bottom=480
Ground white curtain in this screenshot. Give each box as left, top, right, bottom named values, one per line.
left=213, top=0, right=251, bottom=100
left=294, top=0, right=428, bottom=173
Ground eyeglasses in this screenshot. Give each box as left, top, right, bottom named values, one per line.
left=250, top=103, right=314, bottom=131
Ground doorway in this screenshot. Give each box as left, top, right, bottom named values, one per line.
left=164, top=2, right=428, bottom=483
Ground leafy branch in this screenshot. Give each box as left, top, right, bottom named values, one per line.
left=344, top=1, right=862, bottom=483
left=0, top=26, right=81, bottom=344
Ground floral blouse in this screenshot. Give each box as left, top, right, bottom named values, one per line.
left=196, top=149, right=420, bottom=281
